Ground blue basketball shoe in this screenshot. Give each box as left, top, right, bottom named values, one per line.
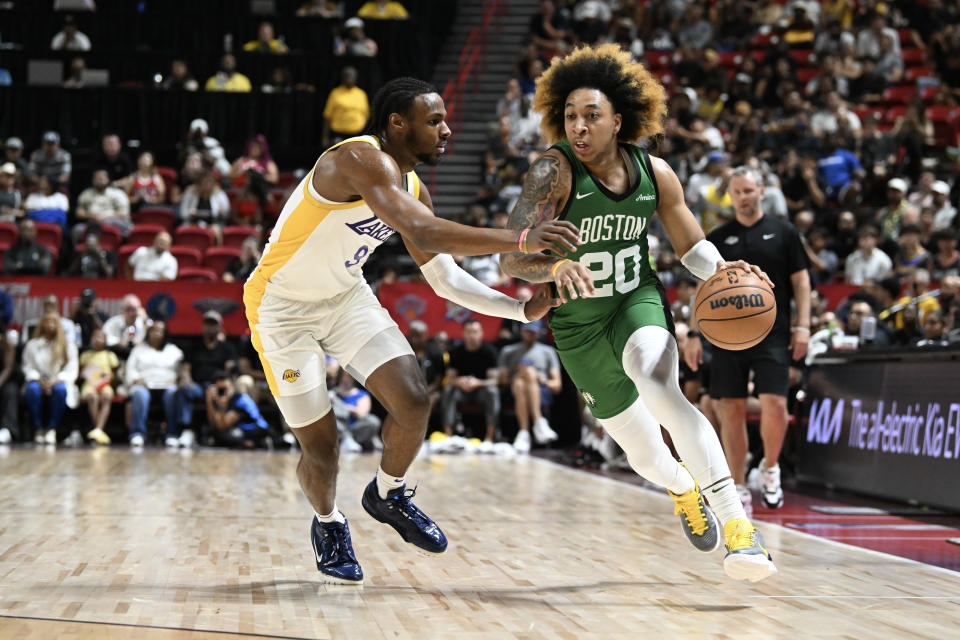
left=311, top=515, right=363, bottom=584
left=361, top=480, right=448, bottom=554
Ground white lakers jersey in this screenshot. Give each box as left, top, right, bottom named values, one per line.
left=244, top=135, right=420, bottom=303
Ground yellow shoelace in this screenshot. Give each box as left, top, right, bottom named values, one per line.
left=672, top=491, right=708, bottom=535
left=725, top=520, right=757, bottom=551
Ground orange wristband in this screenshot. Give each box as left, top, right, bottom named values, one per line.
left=551, top=259, right=571, bottom=277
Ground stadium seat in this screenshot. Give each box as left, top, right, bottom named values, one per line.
left=34, top=222, right=62, bottom=252
left=127, top=223, right=166, bottom=247
left=789, top=49, right=815, bottom=66
left=921, top=86, right=938, bottom=103
left=925, top=106, right=960, bottom=124
left=133, top=207, right=176, bottom=233
left=170, top=245, right=202, bottom=269
left=885, top=106, right=908, bottom=124
left=203, top=246, right=243, bottom=275
left=750, top=32, right=778, bottom=48
left=277, top=171, right=297, bottom=188
left=96, top=224, right=123, bottom=251
left=716, top=51, right=744, bottom=68
left=898, top=28, right=914, bottom=46
left=927, top=107, right=960, bottom=148
left=174, top=225, right=214, bottom=253
left=221, top=225, right=259, bottom=248
left=177, top=267, right=218, bottom=282
left=749, top=49, right=768, bottom=64
left=644, top=51, right=671, bottom=70
left=0, top=222, right=17, bottom=249
left=900, top=48, right=926, bottom=66
left=796, top=67, right=820, bottom=84
left=881, top=85, right=917, bottom=106
left=905, top=66, right=935, bottom=82
left=116, top=244, right=138, bottom=278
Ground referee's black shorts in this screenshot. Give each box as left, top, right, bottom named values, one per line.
left=708, top=338, right=790, bottom=398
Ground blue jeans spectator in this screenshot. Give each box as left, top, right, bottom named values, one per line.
left=172, top=382, right=206, bottom=432
left=24, top=381, right=67, bottom=431
left=129, top=385, right=177, bottom=438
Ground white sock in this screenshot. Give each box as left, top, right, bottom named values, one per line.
left=316, top=505, right=345, bottom=524
left=376, top=466, right=405, bottom=499
left=703, top=478, right=747, bottom=526
left=599, top=398, right=695, bottom=495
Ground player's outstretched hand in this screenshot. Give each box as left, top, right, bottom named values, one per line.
left=718, top=260, right=775, bottom=289
left=554, top=259, right=595, bottom=303
left=525, top=220, right=580, bottom=256
left=523, top=284, right=562, bottom=321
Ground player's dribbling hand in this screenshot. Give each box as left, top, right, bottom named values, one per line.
left=525, top=220, right=580, bottom=256
left=523, top=284, right=562, bottom=321
left=553, top=260, right=595, bottom=303
left=718, top=260, right=775, bottom=289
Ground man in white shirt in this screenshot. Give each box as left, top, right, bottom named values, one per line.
left=844, top=225, right=893, bottom=285
left=102, top=294, right=148, bottom=350
left=128, top=231, right=178, bottom=281
left=75, top=168, right=131, bottom=240
left=931, top=181, right=956, bottom=231
left=50, top=15, right=92, bottom=51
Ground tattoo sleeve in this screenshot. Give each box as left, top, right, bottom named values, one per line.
left=500, top=153, right=571, bottom=283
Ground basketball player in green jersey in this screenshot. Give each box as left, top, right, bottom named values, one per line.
left=500, top=44, right=777, bottom=582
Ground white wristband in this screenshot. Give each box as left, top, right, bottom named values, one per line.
left=419, top=254, right=528, bottom=323
left=680, top=238, right=723, bottom=281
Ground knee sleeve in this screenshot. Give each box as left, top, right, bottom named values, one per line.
left=621, top=326, right=731, bottom=487
left=276, top=387, right=332, bottom=428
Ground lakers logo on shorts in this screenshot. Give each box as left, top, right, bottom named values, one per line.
left=282, top=369, right=301, bottom=383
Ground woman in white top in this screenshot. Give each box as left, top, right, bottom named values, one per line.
left=23, top=311, right=79, bottom=444
left=24, top=174, right=70, bottom=229
left=124, top=320, right=183, bottom=447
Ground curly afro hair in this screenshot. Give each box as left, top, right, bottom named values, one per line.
left=532, top=43, right=667, bottom=144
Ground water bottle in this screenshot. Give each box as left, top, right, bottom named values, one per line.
left=224, top=33, right=233, bottom=53
left=859, top=315, right=876, bottom=345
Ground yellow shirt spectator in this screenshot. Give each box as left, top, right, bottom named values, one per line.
left=323, top=85, right=370, bottom=136
left=205, top=71, right=252, bottom=93
left=357, top=1, right=409, bottom=19
left=244, top=38, right=288, bottom=53
left=701, top=184, right=734, bottom=234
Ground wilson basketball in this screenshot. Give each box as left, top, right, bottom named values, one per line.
left=694, top=267, right=777, bottom=350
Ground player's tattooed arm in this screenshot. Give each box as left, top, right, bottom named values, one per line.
left=500, top=151, right=571, bottom=283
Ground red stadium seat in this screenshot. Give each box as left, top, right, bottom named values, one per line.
left=905, top=66, right=935, bottom=82
left=898, top=28, right=914, bottom=46
left=885, top=106, right=908, bottom=123
left=750, top=33, right=778, bottom=48
left=116, top=244, right=138, bottom=278
left=881, top=85, right=917, bottom=106
left=133, top=206, right=176, bottom=233
left=203, top=246, right=242, bottom=275
left=173, top=225, right=214, bottom=253
left=95, top=224, right=123, bottom=251
left=926, top=106, right=960, bottom=123
left=716, top=51, right=744, bottom=68
left=789, top=49, right=815, bottom=67
left=221, top=225, right=259, bottom=248
left=127, top=223, right=165, bottom=247
left=900, top=48, right=926, bottom=66
left=644, top=51, right=672, bottom=70
left=170, top=245, right=202, bottom=269
left=749, top=49, right=768, bottom=64
left=277, top=171, right=297, bottom=188
left=156, top=167, right=178, bottom=198
left=927, top=107, right=960, bottom=148
left=921, top=86, right=938, bottom=103
left=176, top=267, right=218, bottom=282
left=34, top=222, right=62, bottom=252
left=796, top=67, right=820, bottom=84
left=0, top=222, right=17, bottom=249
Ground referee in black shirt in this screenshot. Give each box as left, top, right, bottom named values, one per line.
left=683, top=166, right=811, bottom=511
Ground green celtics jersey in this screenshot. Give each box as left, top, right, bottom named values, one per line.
left=549, top=139, right=659, bottom=332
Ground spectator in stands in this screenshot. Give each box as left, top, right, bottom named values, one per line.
left=909, top=172, right=938, bottom=210
left=68, top=224, right=116, bottom=278
left=28, top=131, right=71, bottom=188
left=876, top=178, right=919, bottom=241
left=806, top=227, right=840, bottom=284
left=120, top=151, right=166, bottom=210
left=818, top=138, right=863, bottom=207
left=205, top=54, right=252, bottom=93
left=19, top=294, right=79, bottom=347
left=676, top=3, right=713, bottom=50
left=331, top=370, right=381, bottom=451
left=0, top=162, right=23, bottom=222
left=895, top=225, right=931, bottom=279
left=858, top=112, right=897, bottom=177
left=441, top=319, right=500, bottom=446
left=93, top=134, right=133, bottom=183
left=179, top=171, right=231, bottom=232
left=205, top=371, right=271, bottom=449
left=63, top=56, right=87, bottom=89
left=334, top=17, right=378, bottom=57
left=171, top=310, right=237, bottom=444
left=124, top=320, right=181, bottom=448
left=128, top=231, right=177, bottom=281
left=322, top=66, right=370, bottom=147
left=405, top=319, right=445, bottom=415
left=571, top=0, right=611, bottom=46
left=50, top=14, right=91, bottom=51
left=3, top=218, right=52, bottom=276
left=498, top=321, right=560, bottom=453
left=811, top=91, right=861, bottom=139
left=161, top=59, right=199, bottom=92
left=4, top=138, right=28, bottom=182
left=297, top=0, right=344, bottom=17
left=244, top=21, right=289, bottom=54
left=845, top=224, right=892, bottom=285
left=23, top=311, right=79, bottom=445
left=229, top=134, right=279, bottom=189
left=75, top=168, right=131, bottom=239
left=814, top=19, right=855, bottom=57
left=529, top=0, right=570, bottom=56
left=72, top=287, right=107, bottom=349
left=856, top=13, right=900, bottom=59
left=103, top=294, right=147, bottom=355
left=23, top=174, right=69, bottom=230
left=928, top=230, right=960, bottom=282
left=78, top=328, right=117, bottom=445
left=0, top=313, right=16, bottom=444
left=357, top=0, right=409, bottom=20
left=222, top=236, right=261, bottom=283
left=891, top=100, right=935, bottom=182
left=831, top=210, right=859, bottom=262
left=915, top=309, right=950, bottom=347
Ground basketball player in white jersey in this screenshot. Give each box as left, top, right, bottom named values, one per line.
left=243, top=77, right=582, bottom=584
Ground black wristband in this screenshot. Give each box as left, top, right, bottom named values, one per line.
left=688, top=331, right=701, bottom=339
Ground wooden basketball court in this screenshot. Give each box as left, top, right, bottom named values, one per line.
left=1, top=447, right=958, bottom=639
